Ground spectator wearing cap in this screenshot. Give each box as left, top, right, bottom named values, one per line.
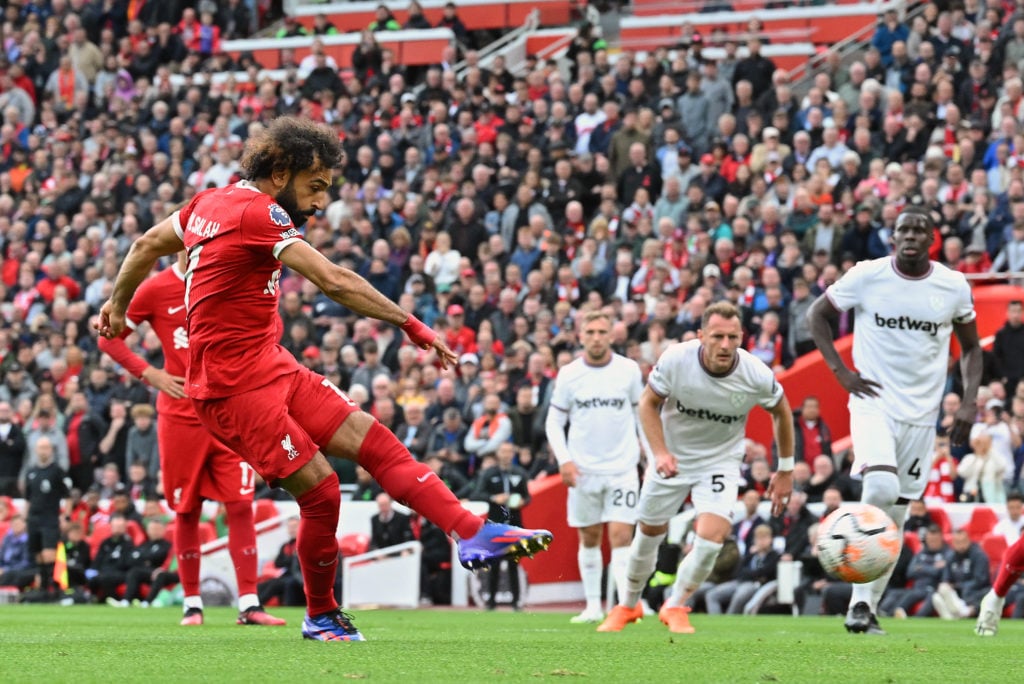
left=690, top=153, right=728, bottom=205
left=872, top=8, right=910, bottom=67
left=677, top=70, right=710, bottom=154
left=453, top=353, right=482, bottom=407
left=750, top=126, right=792, bottom=175
left=840, top=203, right=889, bottom=262
left=0, top=363, right=38, bottom=408
left=443, top=305, right=477, bottom=356
left=23, top=406, right=68, bottom=477
left=124, top=404, right=159, bottom=481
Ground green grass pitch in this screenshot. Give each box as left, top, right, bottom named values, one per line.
left=0, top=605, right=1016, bottom=683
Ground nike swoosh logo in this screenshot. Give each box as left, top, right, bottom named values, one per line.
left=318, top=559, right=337, bottom=567
left=167, top=305, right=186, bottom=315
left=416, top=473, right=431, bottom=483
left=239, top=488, right=254, bottom=496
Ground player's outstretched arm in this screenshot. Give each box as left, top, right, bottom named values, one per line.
left=766, top=396, right=795, bottom=517
left=950, top=319, right=983, bottom=446
left=806, top=294, right=881, bottom=398
left=279, top=241, right=458, bottom=368
left=97, top=218, right=184, bottom=339
left=638, top=385, right=676, bottom=479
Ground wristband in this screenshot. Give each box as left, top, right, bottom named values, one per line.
left=401, top=314, right=436, bottom=348
left=777, top=456, right=795, bottom=472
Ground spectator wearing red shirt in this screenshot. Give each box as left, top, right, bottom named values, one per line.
left=444, top=305, right=477, bottom=355
left=473, top=102, right=503, bottom=146
left=792, top=396, right=833, bottom=470
left=36, top=261, right=81, bottom=304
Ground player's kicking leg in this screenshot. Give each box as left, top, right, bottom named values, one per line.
left=975, top=535, right=1024, bottom=636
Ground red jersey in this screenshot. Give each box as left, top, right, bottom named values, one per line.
left=175, top=181, right=304, bottom=400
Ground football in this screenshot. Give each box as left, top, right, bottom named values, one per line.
left=816, top=503, right=901, bottom=583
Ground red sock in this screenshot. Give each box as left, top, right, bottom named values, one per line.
left=224, top=500, right=258, bottom=599
left=175, top=509, right=202, bottom=598
left=993, top=536, right=1024, bottom=597
left=358, top=422, right=483, bottom=540
left=296, top=472, right=341, bottom=616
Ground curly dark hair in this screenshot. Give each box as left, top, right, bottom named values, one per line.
left=239, top=117, right=343, bottom=181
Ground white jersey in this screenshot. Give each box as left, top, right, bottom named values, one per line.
left=647, top=339, right=783, bottom=469
left=547, top=354, right=642, bottom=475
left=826, top=257, right=975, bottom=426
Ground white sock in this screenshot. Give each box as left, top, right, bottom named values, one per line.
left=184, top=595, right=204, bottom=611
left=238, top=593, right=260, bottom=612
left=849, top=472, right=901, bottom=615
left=610, top=546, right=631, bottom=608
left=869, top=504, right=908, bottom=612
left=578, top=546, right=603, bottom=613
left=665, top=536, right=723, bottom=608
left=621, top=530, right=665, bottom=607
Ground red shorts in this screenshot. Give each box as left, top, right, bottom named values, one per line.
left=191, top=368, right=359, bottom=487
left=159, top=412, right=255, bottom=513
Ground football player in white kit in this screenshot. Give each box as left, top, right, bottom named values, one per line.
left=808, top=205, right=982, bottom=635
left=597, top=301, right=795, bottom=634
left=546, top=311, right=644, bottom=624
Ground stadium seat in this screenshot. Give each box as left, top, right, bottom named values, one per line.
left=338, top=533, right=370, bottom=558
left=964, top=507, right=1000, bottom=542
left=88, top=521, right=112, bottom=559
left=980, top=533, right=1008, bottom=580
left=198, top=522, right=218, bottom=545
left=902, top=531, right=922, bottom=556
left=126, top=520, right=147, bottom=546
left=926, top=508, right=953, bottom=540
left=253, top=499, right=279, bottom=525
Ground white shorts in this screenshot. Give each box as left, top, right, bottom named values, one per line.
left=849, top=409, right=935, bottom=500
left=567, top=469, right=641, bottom=528
left=636, top=464, right=740, bottom=526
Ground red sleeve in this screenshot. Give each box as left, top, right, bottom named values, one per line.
left=125, top=277, right=156, bottom=331
left=98, top=334, right=149, bottom=379
left=240, top=197, right=303, bottom=259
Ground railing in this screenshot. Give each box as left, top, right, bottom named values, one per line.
left=453, top=8, right=539, bottom=76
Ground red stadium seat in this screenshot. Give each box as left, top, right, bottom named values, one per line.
left=927, top=508, right=953, bottom=540
left=338, top=533, right=370, bottom=558
left=903, top=531, right=922, bottom=556
left=198, top=522, right=218, bottom=545
left=88, top=521, right=112, bottom=558
left=254, top=499, right=279, bottom=525
left=126, top=520, right=147, bottom=546
left=980, top=533, right=1008, bottom=580
left=965, top=507, right=1000, bottom=542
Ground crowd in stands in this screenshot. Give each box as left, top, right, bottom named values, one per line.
left=0, top=0, right=1023, bottom=611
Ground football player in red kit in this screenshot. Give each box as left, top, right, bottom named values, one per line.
left=98, top=117, right=552, bottom=642
left=98, top=253, right=286, bottom=627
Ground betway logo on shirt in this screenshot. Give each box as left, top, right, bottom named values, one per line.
left=186, top=213, right=221, bottom=238
left=873, top=313, right=941, bottom=337
left=574, top=397, right=627, bottom=410
left=676, top=401, right=744, bottom=424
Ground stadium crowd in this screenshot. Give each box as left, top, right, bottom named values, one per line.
left=0, top=0, right=1022, bottom=615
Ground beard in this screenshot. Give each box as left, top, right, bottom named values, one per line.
left=276, top=180, right=316, bottom=227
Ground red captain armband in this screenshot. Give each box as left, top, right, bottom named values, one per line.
left=401, top=314, right=436, bottom=348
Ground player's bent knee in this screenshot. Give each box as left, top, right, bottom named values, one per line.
left=638, top=521, right=668, bottom=537
left=324, top=410, right=376, bottom=461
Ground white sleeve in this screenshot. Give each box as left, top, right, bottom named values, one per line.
left=545, top=404, right=572, bottom=466
left=952, top=274, right=977, bottom=324
left=647, top=347, right=675, bottom=398
left=629, top=362, right=643, bottom=406
left=824, top=261, right=869, bottom=312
